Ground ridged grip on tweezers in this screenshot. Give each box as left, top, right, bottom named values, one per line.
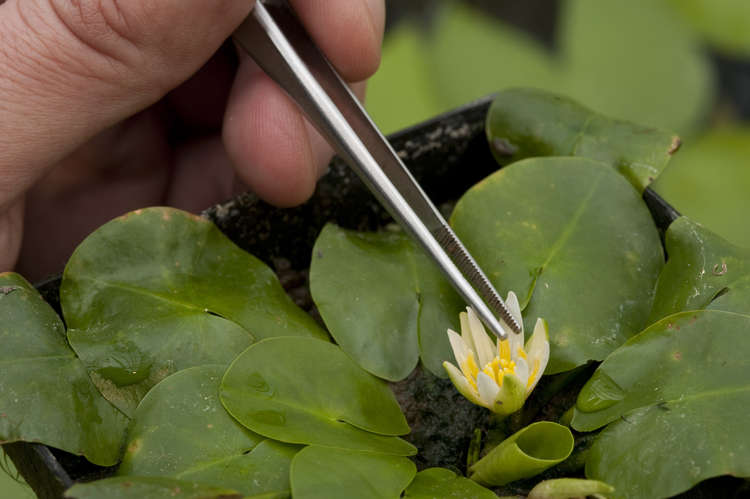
left=233, top=0, right=521, bottom=338
left=433, top=225, right=522, bottom=334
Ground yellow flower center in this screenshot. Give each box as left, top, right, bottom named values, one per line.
left=461, top=340, right=520, bottom=390
left=459, top=338, right=538, bottom=392
left=480, top=355, right=516, bottom=385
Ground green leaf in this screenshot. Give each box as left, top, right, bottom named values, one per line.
left=572, top=310, right=750, bottom=498
left=668, top=0, right=750, bottom=57
left=310, top=227, right=415, bottom=381
left=289, top=446, right=415, bottom=499
left=61, top=207, right=326, bottom=416
left=426, top=1, right=556, bottom=110
left=652, top=128, right=750, bottom=248
left=118, top=365, right=297, bottom=496
left=527, top=478, right=614, bottom=499
left=365, top=22, right=444, bottom=134
left=403, top=468, right=497, bottom=498
left=469, top=421, right=574, bottom=486
left=310, top=224, right=464, bottom=381
left=451, top=157, right=664, bottom=373
left=220, top=337, right=415, bottom=456
left=649, top=217, right=750, bottom=322
left=559, top=0, right=713, bottom=135
left=0, top=273, right=128, bottom=466
left=486, top=88, right=681, bottom=192
left=64, top=477, right=243, bottom=499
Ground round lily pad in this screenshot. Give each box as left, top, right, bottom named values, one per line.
left=451, top=157, right=663, bottom=373
left=220, top=337, right=415, bottom=455
left=486, top=88, right=680, bottom=192
left=310, top=225, right=464, bottom=381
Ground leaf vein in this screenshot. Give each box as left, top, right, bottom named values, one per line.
left=525, top=170, right=605, bottom=305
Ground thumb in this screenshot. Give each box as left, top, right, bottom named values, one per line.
left=0, top=0, right=254, bottom=203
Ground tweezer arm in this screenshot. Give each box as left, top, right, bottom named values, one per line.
left=233, top=0, right=521, bottom=339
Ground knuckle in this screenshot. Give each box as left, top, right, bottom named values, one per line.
left=47, top=0, right=141, bottom=66
left=1, top=0, right=165, bottom=110
left=11, top=0, right=148, bottom=90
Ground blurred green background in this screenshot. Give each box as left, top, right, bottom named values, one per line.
left=366, top=0, right=750, bottom=248
left=0, top=450, right=35, bottom=498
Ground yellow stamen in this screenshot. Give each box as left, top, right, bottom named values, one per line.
left=499, top=339, right=511, bottom=362
left=459, top=355, right=479, bottom=391
left=517, top=348, right=528, bottom=360
left=482, top=365, right=496, bottom=383
left=489, top=357, right=501, bottom=380
left=461, top=352, right=479, bottom=381
left=527, top=358, right=541, bottom=390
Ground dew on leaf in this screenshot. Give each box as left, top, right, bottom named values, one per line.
left=251, top=410, right=286, bottom=426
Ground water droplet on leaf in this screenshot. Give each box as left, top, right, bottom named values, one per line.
left=251, top=410, right=286, bottom=426
left=98, top=364, right=151, bottom=387
left=245, top=372, right=270, bottom=393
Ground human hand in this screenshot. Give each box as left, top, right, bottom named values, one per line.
left=0, top=0, right=384, bottom=279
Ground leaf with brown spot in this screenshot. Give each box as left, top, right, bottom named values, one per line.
left=486, top=88, right=681, bottom=192
left=572, top=310, right=750, bottom=498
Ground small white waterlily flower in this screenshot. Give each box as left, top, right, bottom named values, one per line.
left=442, top=291, right=550, bottom=416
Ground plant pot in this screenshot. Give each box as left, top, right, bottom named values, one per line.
left=3, top=96, right=682, bottom=499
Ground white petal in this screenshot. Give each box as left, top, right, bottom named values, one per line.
left=525, top=318, right=550, bottom=394
left=449, top=329, right=480, bottom=381
left=508, top=329, right=525, bottom=363
left=443, top=362, right=482, bottom=406
left=505, top=291, right=524, bottom=334
left=447, top=329, right=470, bottom=364
left=466, top=307, right=495, bottom=367
left=459, top=311, right=475, bottom=352
left=476, top=372, right=500, bottom=407
left=526, top=318, right=550, bottom=362
left=514, top=356, right=530, bottom=387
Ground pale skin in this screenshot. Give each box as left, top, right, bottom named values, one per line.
left=0, top=0, right=385, bottom=280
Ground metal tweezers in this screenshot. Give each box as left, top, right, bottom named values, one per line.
left=233, top=0, right=522, bottom=339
